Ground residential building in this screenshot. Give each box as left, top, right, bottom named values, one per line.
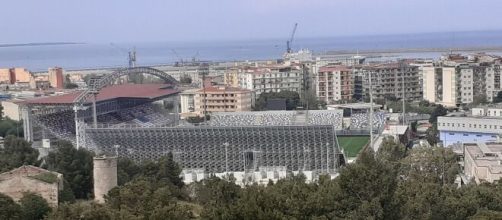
left=0, top=68, right=32, bottom=84
left=227, top=62, right=304, bottom=97
left=48, top=67, right=64, bottom=89
left=0, top=165, right=63, bottom=207
left=316, top=65, right=354, bottom=103
left=360, top=62, right=421, bottom=101
left=463, top=142, right=502, bottom=184
left=194, top=86, right=253, bottom=114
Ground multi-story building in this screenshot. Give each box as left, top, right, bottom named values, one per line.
left=0, top=67, right=32, bottom=84
left=486, top=64, right=501, bottom=102
left=226, top=62, right=304, bottom=97
left=422, top=58, right=502, bottom=106
left=360, top=62, right=421, bottom=101
left=316, top=66, right=354, bottom=103
left=463, top=142, right=502, bottom=184
left=194, top=86, right=253, bottom=114
left=48, top=67, right=64, bottom=89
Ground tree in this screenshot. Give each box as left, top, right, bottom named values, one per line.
left=117, top=158, right=141, bottom=185
left=494, top=91, right=502, bottom=103
left=253, top=91, right=300, bottom=111
left=0, top=193, right=22, bottom=220
left=19, top=193, right=51, bottom=220
left=426, top=123, right=439, bottom=146
left=429, top=104, right=447, bottom=124
left=63, top=74, right=78, bottom=89
left=0, top=135, right=39, bottom=172
left=180, top=75, right=192, bottom=84
left=44, top=141, right=94, bottom=199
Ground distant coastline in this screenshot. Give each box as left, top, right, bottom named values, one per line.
left=0, top=42, right=84, bottom=48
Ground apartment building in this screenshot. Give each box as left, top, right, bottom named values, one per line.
left=0, top=68, right=32, bottom=84
left=485, top=64, right=501, bottom=102
left=48, top=67, right=64, bottom=89
left=225, top=63, right=304, bottom=97
left=360, top=62, right=421, bottom=101
left=316, top=66, right=354, bottom=103
left=194, top=86, right=253, bottom=114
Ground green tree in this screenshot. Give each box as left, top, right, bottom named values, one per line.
left=426, top=123, right=440, bottom=146
left=117, top=158, right=141, bottom=185
left=0, top=135, right=39, bottom=172
left=44, top=140, right=94, bottom=199
left=429, top=105, right=447, bottom=124
left=494, top=91, right=502, bottom=103
left=19, top=192, right=51, bottom=220
left=64, top=74, right=78, bottom=89
left=180, top=75, right=192, bottom=84
left=0, top=193, right=22, bottom=220
left=253, top=91, right=300, bottom=111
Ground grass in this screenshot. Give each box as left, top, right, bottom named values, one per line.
left=338, top=136, right=370, bottom=158
left=29, top=172, right=58, bottom=184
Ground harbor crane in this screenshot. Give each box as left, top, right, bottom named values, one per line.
left=286, top=23, right=298, bottom=53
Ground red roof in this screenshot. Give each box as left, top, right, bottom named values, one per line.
left=198, top=86, right=252, bottom=93
left=25, top=84, right=179, bottom=105
left=319, top=65, right=351, bottom=72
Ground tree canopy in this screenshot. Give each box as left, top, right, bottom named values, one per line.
left=0, top=135, right=39, bottom=172
left=43, top=141, right=94, bottom=199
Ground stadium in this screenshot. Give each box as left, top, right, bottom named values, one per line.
left=21, top=67, right=387, bottom=184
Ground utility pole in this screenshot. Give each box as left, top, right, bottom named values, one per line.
left=369, top=70, right=374, bottom=150
left=400, top=60, right=406, bottom=125
left=199, top=63, right=209, bottom=122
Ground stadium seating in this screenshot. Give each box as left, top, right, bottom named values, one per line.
left=350, top=112, right=386, bottom=129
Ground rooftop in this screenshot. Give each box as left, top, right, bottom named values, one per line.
left=23, top=84, right=179, bottom=105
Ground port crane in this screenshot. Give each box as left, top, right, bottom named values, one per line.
left=286, top=23, right=298, bottom=53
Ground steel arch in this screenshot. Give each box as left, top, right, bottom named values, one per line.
left=73, top=67, right=178, bottom=105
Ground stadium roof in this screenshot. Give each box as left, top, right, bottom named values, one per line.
left=24, top=84, right=179, bottom=105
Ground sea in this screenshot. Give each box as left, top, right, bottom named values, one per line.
left=2, top=30, right=502, bottom=72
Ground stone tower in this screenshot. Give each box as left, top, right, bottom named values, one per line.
left=93, top=156, right=117, bottom=203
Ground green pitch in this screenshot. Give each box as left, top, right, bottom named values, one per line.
left=337, top=136, right=370, bottom=158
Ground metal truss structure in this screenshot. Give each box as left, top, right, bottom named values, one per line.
left=73, top=67, right=179, bottom=105
left=85, top=125, right=343, bottom=174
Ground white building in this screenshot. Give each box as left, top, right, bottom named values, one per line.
left=438, top=111, right=502, bottom=147
left=463, top=142, right=502, bottom=184
left=231, top=63, right=304, bottom=97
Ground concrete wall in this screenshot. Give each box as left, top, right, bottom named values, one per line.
left=422, top=66, right=436, bottom=103
left=1, top=101, right=21, bottom=121
left=440, top=131, right=497, bottom=147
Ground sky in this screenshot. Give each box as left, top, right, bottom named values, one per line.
left=2, top=0, right=502, bottom=44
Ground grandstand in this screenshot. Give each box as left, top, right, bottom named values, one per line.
left=22, top=83, right=180, bottom=146
left=20, top=67, right=387, bottom=182
left=208, top=110, right=344, bottom=129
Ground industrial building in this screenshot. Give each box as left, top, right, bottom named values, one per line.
left=437, top=107, right=502, bottom=147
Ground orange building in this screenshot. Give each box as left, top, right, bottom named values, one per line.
left=195, top=86, right=253, bottom=113
left=48, top=67, right=64, bottom=89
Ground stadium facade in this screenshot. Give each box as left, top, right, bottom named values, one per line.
left=21, top=67, right=384, bottom=184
